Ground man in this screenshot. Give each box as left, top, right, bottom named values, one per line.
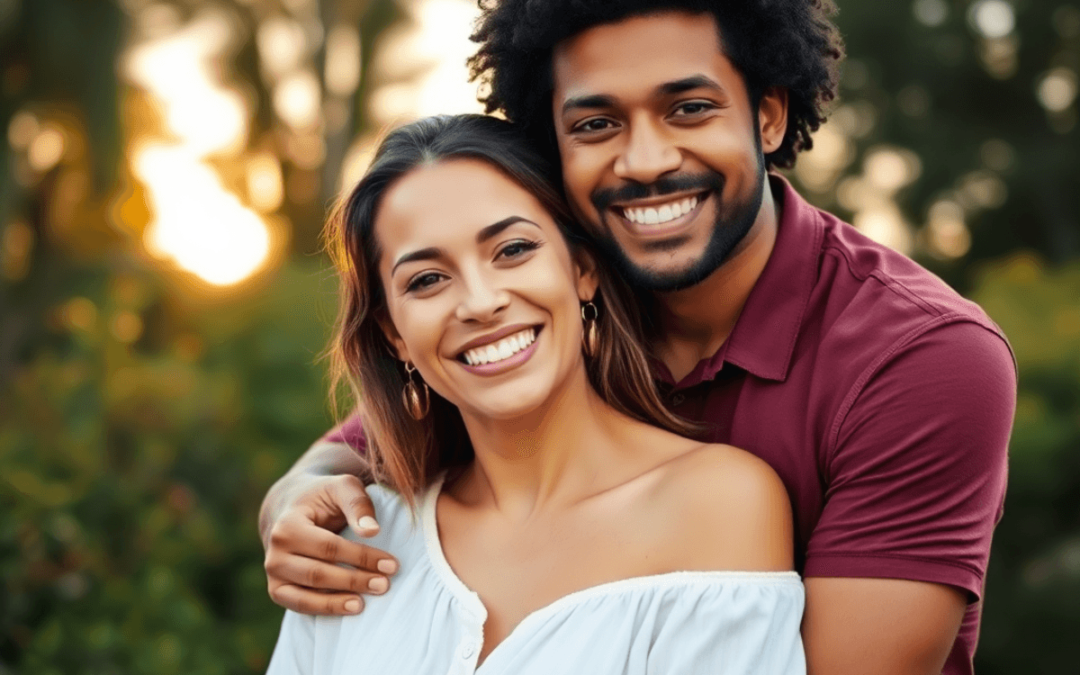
left=260, top=2, right=1015, bottom=673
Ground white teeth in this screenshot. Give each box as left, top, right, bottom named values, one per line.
left=462, top=328, right=537, bottom=367
left=622, top=196, right=700, bottom=226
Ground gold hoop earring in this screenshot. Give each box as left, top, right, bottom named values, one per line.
left=402, top=362, right=430, bottom=420
left=581, top=301, right=600, bottom=358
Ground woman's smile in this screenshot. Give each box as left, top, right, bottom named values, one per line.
left=456, top=325, right=542, bottom=375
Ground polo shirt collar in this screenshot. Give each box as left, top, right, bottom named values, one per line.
left=690, top=174, right=822, bottom=384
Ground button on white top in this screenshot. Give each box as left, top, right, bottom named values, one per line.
left=460, top=640, right=477, bottom=659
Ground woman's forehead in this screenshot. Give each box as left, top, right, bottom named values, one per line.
left=375, top=159, right=552, bottom=250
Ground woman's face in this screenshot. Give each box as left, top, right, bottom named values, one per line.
left=375, top=159, right=598, bottom=422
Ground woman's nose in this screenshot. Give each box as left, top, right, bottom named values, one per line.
left=454, top=274, right=511, bottom=323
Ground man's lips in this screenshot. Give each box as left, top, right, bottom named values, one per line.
left=605, top=190, right=711, bottom=240
left=590, top=173, right=724, bottom=217
left=611, top=190, right=709, bottom=227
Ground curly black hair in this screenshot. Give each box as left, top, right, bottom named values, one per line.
left=469, top=0, right=844, bottom=170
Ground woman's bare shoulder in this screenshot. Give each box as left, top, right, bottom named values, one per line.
left=649, top=443, right=794, bottom=572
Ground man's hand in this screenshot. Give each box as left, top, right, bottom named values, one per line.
left=261, top=442, right=399, bottom=615
left=802, top=577, right=967, bottom=675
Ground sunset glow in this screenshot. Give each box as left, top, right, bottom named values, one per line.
left=124, top=9, right=272, bottom=287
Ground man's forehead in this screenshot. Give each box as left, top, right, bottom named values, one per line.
left=550, top=11, right=730, bottom=100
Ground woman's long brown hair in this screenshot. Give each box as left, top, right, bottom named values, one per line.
left=327, top=115, right=698, bottom=506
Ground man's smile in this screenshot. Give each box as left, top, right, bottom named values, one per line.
left=609, top=190, right=710, bottom=239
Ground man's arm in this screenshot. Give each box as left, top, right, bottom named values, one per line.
left=803, top=578, right=965, bottom=675
left=261, top=433, right=399, bottom=616
left=801, top=321, right=1015, bottom=674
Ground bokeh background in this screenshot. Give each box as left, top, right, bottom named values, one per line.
left=1, top=0, right=1077, bottom=672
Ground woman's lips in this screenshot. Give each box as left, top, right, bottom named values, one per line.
left=456, top=326, right=542, bottom=376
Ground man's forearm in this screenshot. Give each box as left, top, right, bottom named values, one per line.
left=259, top=440, right=370, bottom=547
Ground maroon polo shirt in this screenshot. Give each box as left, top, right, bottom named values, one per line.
left=326, top=175, right=1015, bottom=674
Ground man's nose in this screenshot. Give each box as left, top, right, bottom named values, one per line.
left=454, top=272, right=511, bottom=323
left=613, top=118, right=682, bottom=185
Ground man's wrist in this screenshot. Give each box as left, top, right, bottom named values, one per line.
left=258, top=441, right=370, bottom=549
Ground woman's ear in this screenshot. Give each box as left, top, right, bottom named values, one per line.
left=377, top=310, right=410, bottom=363
left=572, top=247, right=601, bottom=302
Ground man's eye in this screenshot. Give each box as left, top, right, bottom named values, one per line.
left=406, top=272, right=443, bottom=292
left=573, top=118, right=616, bottom=133
left=673, top=102, right=714, bottom=117
left=497, top=240, right=540, bottom=260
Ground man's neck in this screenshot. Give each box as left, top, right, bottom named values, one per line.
left=653, top=180, right=780, bottom=381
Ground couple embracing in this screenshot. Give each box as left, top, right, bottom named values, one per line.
left=262, top=1, right=1015, bottom=673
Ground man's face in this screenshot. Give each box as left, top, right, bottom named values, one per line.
left=551, top=11, right=783, bottom=292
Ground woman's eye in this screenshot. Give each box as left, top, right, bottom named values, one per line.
left=406, top=272, right=443, bottom=292
left=497, top=240, right=540, bottom=260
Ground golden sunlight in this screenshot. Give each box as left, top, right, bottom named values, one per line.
left=342, top=0, right=483, bottom=188
left=124, top=8, right=272, bottom=287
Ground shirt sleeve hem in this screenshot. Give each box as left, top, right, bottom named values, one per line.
left=803, top=553, right=983, bottom=602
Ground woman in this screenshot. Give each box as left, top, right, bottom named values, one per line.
left=268, top=115, right=803, bottom=674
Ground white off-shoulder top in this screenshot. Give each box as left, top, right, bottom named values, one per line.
left=267, top=479, right=806, bottom=675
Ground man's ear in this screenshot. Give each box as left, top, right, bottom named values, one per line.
left=376, top=310, right=410, bottom=363
left=573, top=247, right=601, bottom=302
left=758, top=87, right=789, bottom=155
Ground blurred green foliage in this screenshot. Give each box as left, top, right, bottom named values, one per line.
left=1, top=262, right=339, bottom=674
left=0, top=0, right=1078, bottom=673
left=968, top=255, right=1080, bottom=673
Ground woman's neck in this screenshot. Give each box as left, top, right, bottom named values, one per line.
left=451, top=370, right=644, bottom=521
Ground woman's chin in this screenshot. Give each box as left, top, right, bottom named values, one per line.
left=464, top=398, right=546, bottom=422
left=454, top=384, right=555, bottom=424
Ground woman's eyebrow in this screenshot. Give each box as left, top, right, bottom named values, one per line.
left=392, top=247, right=443, bottom=275
left=391, top=217, right=540, bottom=274
left=476, top=216, right=540, bottom=244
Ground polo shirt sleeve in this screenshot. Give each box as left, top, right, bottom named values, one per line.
left=322, top=414, right=367, bottom=454
left=803, top=321, right=1015, bottom=601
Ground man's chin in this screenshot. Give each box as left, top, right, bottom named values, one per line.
left=611, top=253, right=715, bottom=293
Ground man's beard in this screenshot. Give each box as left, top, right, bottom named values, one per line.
left=588, top=146, right=766, bottom=293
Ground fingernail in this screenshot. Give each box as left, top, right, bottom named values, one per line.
left=344, top=599, right=361, bottom=613
left=368, top=577, right=389, bottom=593
left=357, top=516, right=379, bottom=532
left=377, top=559, right=398, bottom=575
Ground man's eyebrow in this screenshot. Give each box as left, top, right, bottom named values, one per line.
left=560, top=75, right=726, bottom=116
left=391, top=216, right=539, bottom=274
left=561, top=93, right=618, bottom=115
left=657, top=74, right=726, bottom=97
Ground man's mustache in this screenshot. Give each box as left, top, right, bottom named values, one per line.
left=591, top=173, right=725, bottom=214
